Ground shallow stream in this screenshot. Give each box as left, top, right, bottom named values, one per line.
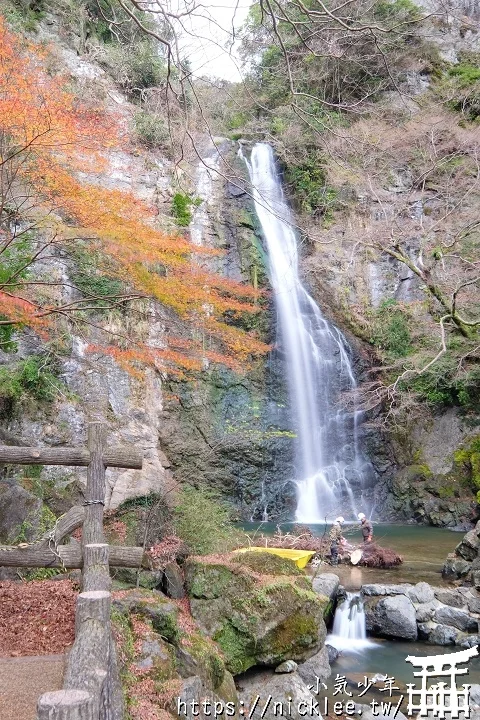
left=242, top=522, right=480, bottom=700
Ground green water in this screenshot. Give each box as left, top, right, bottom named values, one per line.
left=241, top=522, right=463, bottom=587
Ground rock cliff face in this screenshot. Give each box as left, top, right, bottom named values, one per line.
left=1, top=0, right=479, bottom=536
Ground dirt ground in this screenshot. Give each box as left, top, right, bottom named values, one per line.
left=0, top=654, right=66, bottom=720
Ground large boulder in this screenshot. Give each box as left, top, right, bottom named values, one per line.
left=428, top=624, right=461, bottom=645
left=415, top=600, right=441, bottom=623
left=312, top=574, right=340, bottom=601
left=362, top=584, right=412, bottom=596
left=442, top=554, right=472, bottom=580
left=112, top=588, right=237, bottom=719
left=456, top=530, right=480, bottom=562
left=434, top=605, right=478, bottom=633
left=407, top=582, right=435, bottom=604
left=434, top=589, right=466, bottom=609
left=185, top=553, right=327, bottom=675
left=297, top=646, right=331, bottom=690
left=237, top=670, right=321, bottom=720
left=364, top=595, right=417, bottom=640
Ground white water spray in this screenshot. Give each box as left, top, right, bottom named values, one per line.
left=244, top=143, right=371, bottom=522
left=328, top=592, right=374, bottom=651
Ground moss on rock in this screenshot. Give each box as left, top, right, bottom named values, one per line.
left=231, top=551, right=302, bottom=576
left=185, top=554, right=326, bottom=675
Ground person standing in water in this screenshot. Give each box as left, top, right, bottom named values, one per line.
left=329, top=516, right=345, bottom=565
left=358, top=512, right=373, bottom=543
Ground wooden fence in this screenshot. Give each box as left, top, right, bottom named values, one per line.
left=0, top=422, right=145, bottom=720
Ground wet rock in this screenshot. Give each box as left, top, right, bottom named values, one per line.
left=442, top=554, right=472, bottom=580
left=163, top=561, right=185, bottom=599
left=434, top=589, right=466, bottom=609
left=297, top=646, right=331, bottom=689
left=362, top=584, right=412, bottom=597
left=466, top=592, right=480, bottom=614
left=415, top=600, right=441, bottom=623
left=238, top=670, right=321, bottom=720
left=365, top=595, right=417, bottom=640
left=312, top=573, right=340, bottom=601
left=418, top=621, right=437, bottom=640
left=459, top=634, right=480, bottom=648
left=456, top=530, right=480, bottom=562
left=428, top=623, right=460, bottom=645
left=326, top=644, right=340, bottom=664
left=408, top=582, right=435, bottom=604
left=275, top=660, right=298, bottom=673
left=434, top=606, right=478, bottom=633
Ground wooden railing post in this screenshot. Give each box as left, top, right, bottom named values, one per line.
left=65, top=590, right=111, bottom=719
left=82, top=422, right=107, bottom=547
left=37, top=689, right=94, bottom=719
left=83, top=544, right=111, bottom=592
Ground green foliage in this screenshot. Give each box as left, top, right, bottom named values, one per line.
left=283, top=154, right=338, bottom=219
left=374, top=0, right=422, bottom=22
left=435, top=53, right=480, bottom=121
left=100, top=40, right=165, bottom=99
left=0, top=232, right=34, bottom=351
left=133, top=110, right=168, bottom=149
left=0, top=355, right=62, bottom=418
left=454, top=436, right=480, bottom=497
left=2, top=0, right=45, bottom=31
left=71, top=242, right=125, bottom=311
left=406, top=355, right=480, bottom=411
left=173, top=485, right=242, bottom=555
left=73, top=271, right=124, bottom=302
left=171, top=192, right=199, bottom=226
left=371, top=300, right=411, bottom=360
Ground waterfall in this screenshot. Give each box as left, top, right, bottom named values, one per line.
left=328, top=592, right=373, bottom=651
left=244, top=143, right=372, bottom=522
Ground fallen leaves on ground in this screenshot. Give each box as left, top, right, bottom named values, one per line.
left=0, top=580, right=76, bottom=656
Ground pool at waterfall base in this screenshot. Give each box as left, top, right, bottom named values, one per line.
left=326, top=591, right=480, bottom=708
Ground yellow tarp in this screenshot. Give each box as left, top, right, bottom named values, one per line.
left=234, top=547, right=316, bottom=569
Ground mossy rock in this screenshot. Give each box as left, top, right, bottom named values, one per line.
left=231, top=551, right=302, bottom=576
left=176, top=628, right=226, bottom=690
left=185, top=556, right=326, bottom=675
left=112, top=588, right=180, bottom=643
left=185, top=559, right=254, bottom=599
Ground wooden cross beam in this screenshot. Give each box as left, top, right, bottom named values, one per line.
left=0, top=421, right=144, bottom=572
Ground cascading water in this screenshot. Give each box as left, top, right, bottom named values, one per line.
left=244, top=143, right=372, bottom=522
left=328, top=592, right=373, bottom=651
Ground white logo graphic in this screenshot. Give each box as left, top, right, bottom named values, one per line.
left=406, top=646, right=479, bottom=718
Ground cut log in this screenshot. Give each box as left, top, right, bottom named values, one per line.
left=65, top=592, right=111, bottom=720
left=83, top=544, right=111, bottom=592
left=37, top=689, right=94, bottom=720
left=0, top=446, right=143, bottom=469
left=0, top=543, right=146, bottom=568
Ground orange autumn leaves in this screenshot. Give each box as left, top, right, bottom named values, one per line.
left=0, top=17, right=268, bottom=373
